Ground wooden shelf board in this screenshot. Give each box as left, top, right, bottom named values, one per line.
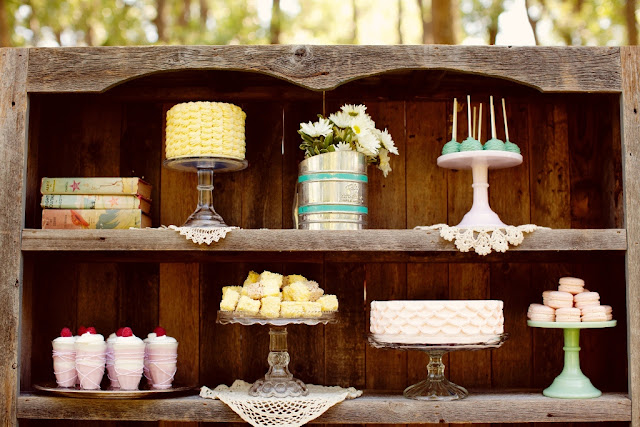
left=21, top=228, right=626, bottom=255
left=18, top=391, right=631, bottom=423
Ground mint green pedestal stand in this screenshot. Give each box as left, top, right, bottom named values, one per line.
left=527, top=320, right=616, bottom=399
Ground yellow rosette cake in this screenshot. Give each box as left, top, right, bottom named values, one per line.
left=165, top=101, right=246, bottom=160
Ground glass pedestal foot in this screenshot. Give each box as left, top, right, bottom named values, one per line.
left=248, top=327, right=309, bottom=398
left=543, top=328, right=601, bottom=399
left=404, top=351, right=468, bottom=401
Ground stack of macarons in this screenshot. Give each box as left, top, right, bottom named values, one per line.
left=527, top=277, right=613, bottom=322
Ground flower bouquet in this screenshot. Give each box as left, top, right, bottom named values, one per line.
left=298, top=104, right=398, bottom=177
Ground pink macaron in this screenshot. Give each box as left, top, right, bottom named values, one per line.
left=543, top=291, right=574, bottom=309
left=574, top=292, right=600, bottom=309
left=555, top=307, right=581, bottom=322
left=527, top=303, right=555, bottom=322
left=558, top=277, right=585, bottom=295
left=581, top=304, right=612, bottom=322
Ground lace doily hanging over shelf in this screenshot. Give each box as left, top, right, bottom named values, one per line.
left=415, top=224, right=547, bottom=256
left=167, top=225, right=237, bottom=245
left=200, top=380, right=362, bottom=427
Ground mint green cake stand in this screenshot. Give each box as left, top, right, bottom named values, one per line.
left=527, top=320, right=616, bottom=399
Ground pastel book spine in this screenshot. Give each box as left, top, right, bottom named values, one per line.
left=41, top=195, right=151, bottom=214
left=40, top=177, right=152, bottom=200
left=41, top=209, right=151, bottom=229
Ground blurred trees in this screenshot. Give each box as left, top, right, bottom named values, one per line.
left=0, top=0, right=637, bottom=47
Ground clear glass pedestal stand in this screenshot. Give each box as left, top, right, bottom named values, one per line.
left=437, top=151, right=523, bottom=227
left=217, top=311, right=337, bottom=398
left=368, top=334, right=509, bottom=401
left=163, top=156, right=248, bottom=228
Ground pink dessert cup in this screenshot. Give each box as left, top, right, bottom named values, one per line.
left=75, top=349, right=106, bottom=390
left=52, top=341, right=76, bottom=388
left=106, top=347, right=120, bottom=389
left=113, top=344, right=145, bottom=391
left=147, top=342, right=178, bottom=390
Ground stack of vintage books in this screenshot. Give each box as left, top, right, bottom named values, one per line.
left=40, top=177, right=152, bottom=229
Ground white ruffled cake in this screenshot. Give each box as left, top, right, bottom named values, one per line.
left=370, top=300, right=504, bottom=344
left=165, top=101, right=246, bottom=160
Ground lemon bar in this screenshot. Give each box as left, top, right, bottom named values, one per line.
left=243, top=271, right=260, bottom=286
left=281, top=301, right=304, bottom=318
left=220, top=289, right=240, bottom=311
left=260, top=296, right=281, bottom=318
left=288, top=281, right=311, bottom=302
left=317, top=295, right=339, bottom=312
left=236, top=295, right=260, bottom=315
left=222, top=286, right=243, bottom=298
left=302, top=301, right=322, bottom=317
left=283, top=274, right=307, bottom=287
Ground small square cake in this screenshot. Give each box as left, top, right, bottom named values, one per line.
left=305, top=281, right=324, bottom=302
left=236, top=295, right=260, bottom=315
left=222, top=286, right=243, bottom=298
left=302, top=301, right=322, bottom=317
left=287, top=282, right=311, bottom=302
left=242, top=282, right=263, bottom=300
left=243, top=271, right=260, bottom=286
left=284, top=274, right=307, bottom=287
left=260, top=271, right=283, bottom=296
left=281, top=301, right=304, bottom=318
left=220, top=288, right=240, bottom=311
left=317, top=295, right=339, bottom=312
left=260, top=296, right=281, bottom=318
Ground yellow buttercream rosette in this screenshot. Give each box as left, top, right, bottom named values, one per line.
left=165, top=101, right=246, bottom=160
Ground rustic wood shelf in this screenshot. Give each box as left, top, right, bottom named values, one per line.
left=21, top=228, right=626, bottom=254
left=17, top=391, right=631, bottom=423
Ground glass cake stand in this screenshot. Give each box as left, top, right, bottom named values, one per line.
left=368, top=333, right=509, bottom=401
left=217, top=311, right=337, bottom=398
left=163, top=156, right=248, bottom=228
left=527, top=320, right=616, bottom=398
left=437, top=151, right=522, bottom=227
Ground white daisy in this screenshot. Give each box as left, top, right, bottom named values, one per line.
left=335, top=142, right=353, bottom=151
left=377, top=148, right=392, bottom=177
left=341, top=104, right=367, bottom=117
left=350, top=114, right=375, bottom=137
left=329, top=111, right=352, bottom=128
left=355, top=130, right=380, bottom=156
left=375, top=128, right=398, bottom=155
left=300, top=118, right=332, bottom=138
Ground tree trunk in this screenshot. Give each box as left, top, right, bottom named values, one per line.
left=0, top=0, right=10, bottom=46
left=487, top=0, right=503, bottom=45
left=432, top=0, right=456, bottom=44
left=179, top=0, right=192, bottom=27
left=524, top=0, right=540, bottom=45
left=270, top=0, right=281, bottom=44
left=627, top=0, right=638, bottom=45
left=351, top=0, right=358, bottom=43
left=416, top=0, right=432, bottom=43
left=200, top=0, right=208, bottom=27
left=154, top=0, right=168, bottom=43
left=397, top=0, right=403, bottom=44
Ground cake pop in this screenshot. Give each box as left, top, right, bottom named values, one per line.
left=483, top=96, right=506, bottom=151
left=460, top=95, right=482, bottom=151
left=441, top=98, right=461, bottom=155
left=502, top=98, right=521, bottom=154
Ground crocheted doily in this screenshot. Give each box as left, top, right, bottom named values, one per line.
left=416, top=224, right=546, bottom=256
left=200, top=380, right=362, bottom=427
left=168, top=225, right=237, bottom=245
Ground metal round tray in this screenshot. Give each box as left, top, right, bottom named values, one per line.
left=33, top=383, right=196, bottom=399
left=216, top=310, right=337, bottom=326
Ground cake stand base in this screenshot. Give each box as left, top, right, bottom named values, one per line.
left=248, top=327, right=309, bottom=398
left=403, top=351, right=468, bottom=401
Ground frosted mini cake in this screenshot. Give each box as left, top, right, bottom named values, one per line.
left=165, top=101, right=246, bottom=160
left=370, top=300, right=504, bottom=344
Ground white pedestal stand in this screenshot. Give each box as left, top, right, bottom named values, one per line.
left=437, top=151, right=523, bottom=227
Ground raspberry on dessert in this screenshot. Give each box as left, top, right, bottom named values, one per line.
left=154, top=326, right=166, bottom=337
left=121, top=327, right=133, bottom=337
left=86, top=327, right=97, bottom=334
left=116, top=327, right=124, bottom=336
left=78, top=326, right=87, bottom=335
left=60, top=327, right=72, bottom=337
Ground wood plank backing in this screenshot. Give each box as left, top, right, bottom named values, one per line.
left=27, top=46, right=621, bottom=94
left=621, top=45, right=640, bottom=427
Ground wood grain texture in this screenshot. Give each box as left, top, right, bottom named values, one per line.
left=621, top=45, right=640, bottom=427
left=17, top=392, right=631, bottom=423
left=0, top=47, right=28, bottom=427
left=26, top=46, right=621, bottom=94
left=20, top=228, right=627, bottom=253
